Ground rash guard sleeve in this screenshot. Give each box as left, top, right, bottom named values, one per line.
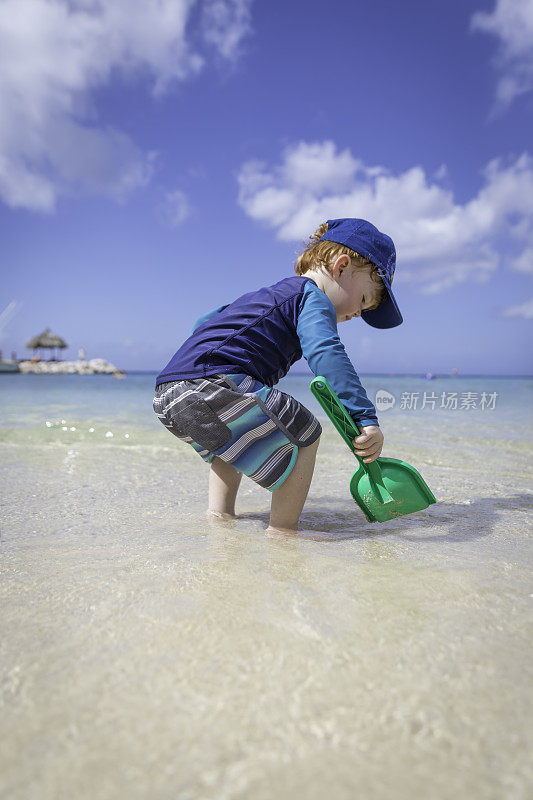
left=190, top=304, right=229, bottom=335
left=296, top=281, right=379, bottom=428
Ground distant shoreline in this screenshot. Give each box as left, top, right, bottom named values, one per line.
left=1, top=359, right=124, bottom=376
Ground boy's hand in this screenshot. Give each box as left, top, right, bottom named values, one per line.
left=352, top=425, right=383, bottom=463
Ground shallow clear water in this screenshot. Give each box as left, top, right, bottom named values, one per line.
left=1, top=372, right=532, bottom=799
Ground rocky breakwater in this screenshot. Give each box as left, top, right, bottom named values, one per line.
left=18, top=358, right=123, bottom=375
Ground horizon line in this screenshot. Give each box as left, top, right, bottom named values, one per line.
left=129, top=370, right=533, bottom=378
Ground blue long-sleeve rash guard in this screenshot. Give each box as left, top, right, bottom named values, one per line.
left=188, top=281, right=379, bottom=428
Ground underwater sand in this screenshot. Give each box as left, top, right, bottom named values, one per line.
left=1, top=374, right=532, bottom=799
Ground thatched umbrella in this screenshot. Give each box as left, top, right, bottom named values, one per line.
left=27, top=328, right=68, bottom=361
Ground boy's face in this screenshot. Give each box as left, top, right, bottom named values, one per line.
left=329, top=255, right=381, bottom=323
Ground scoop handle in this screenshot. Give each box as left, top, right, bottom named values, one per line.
left=309, top=376, right=394, bottom=504
left=310, top=376, right=362, bottom=452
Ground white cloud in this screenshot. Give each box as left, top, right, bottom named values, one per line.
left=508, top=245, right=533, bottom=272
left=471, top=0, right=533, bottom=112
left=157, top=188, right=191, bottom=227
left=433, top=164, right=448, bottom=181
left=237, top=140, right=533, bottom=294
left=201, top=0, right=253, bottom=61
left=502, top=296, right=533, bottom=317
left=0, top=0, right=253, bottom=212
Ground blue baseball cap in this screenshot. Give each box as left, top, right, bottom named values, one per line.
left=318, top=218, right=403, bottom=329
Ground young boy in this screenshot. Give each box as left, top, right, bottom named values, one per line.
left=153, top=218, right=403, bottom=536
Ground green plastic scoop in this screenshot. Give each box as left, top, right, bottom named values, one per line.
left=310, top=376, right=437, bottom=523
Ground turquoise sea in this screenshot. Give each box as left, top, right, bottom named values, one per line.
left=1, top=369, right=531, bottom=438
left=1, top=371, right=532, bottom=800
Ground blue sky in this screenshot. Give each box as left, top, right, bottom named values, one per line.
left=1, top=0, right=532, bottom=375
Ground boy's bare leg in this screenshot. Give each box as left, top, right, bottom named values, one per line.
left=266, top=437, right=320, bottom=534
left=207, top=456, right=243, bottom=520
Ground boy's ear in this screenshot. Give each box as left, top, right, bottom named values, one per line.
left=332, top=254, right=351, bottom=276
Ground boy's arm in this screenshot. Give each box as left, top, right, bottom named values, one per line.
left=190, top=304, right=229, bottom=335
left=296, top=284, right=379, bottom=428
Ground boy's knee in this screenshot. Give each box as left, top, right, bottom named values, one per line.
left=295, top=436, right=320, bottom=462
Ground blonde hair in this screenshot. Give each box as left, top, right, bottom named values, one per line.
left=295, top=222, right=386, bottom=310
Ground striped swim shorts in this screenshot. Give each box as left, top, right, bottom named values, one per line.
left=153, top=372, right=321, bottom=491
